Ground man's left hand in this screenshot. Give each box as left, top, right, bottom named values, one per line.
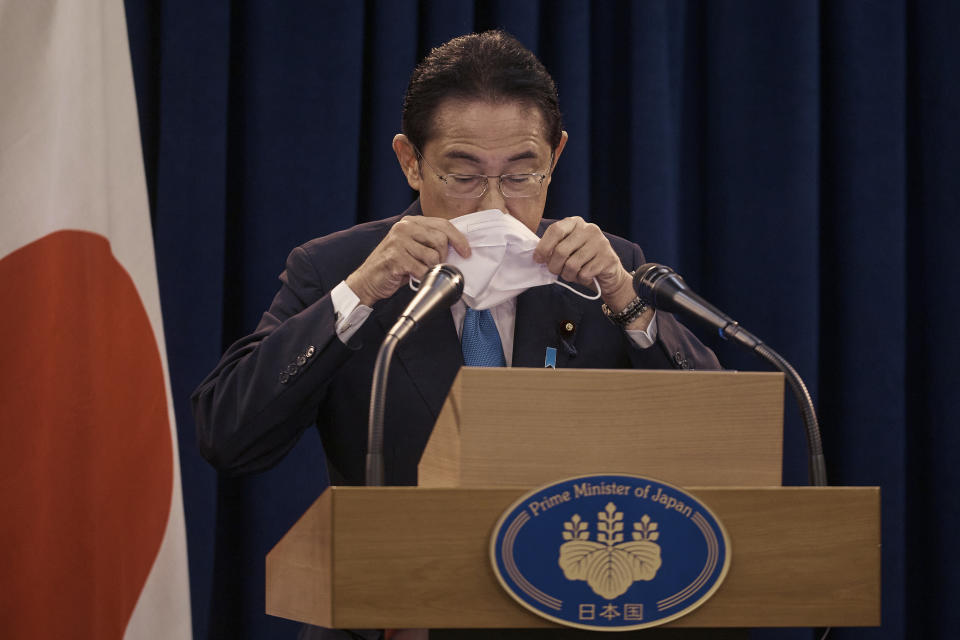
left=533, top=216, right=651, bottom=328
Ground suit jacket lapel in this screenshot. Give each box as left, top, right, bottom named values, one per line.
left=512, top=284, right=584, bottom=368
left=374, top=286, right=463, bottom=418
left=512, top=217, right=586, bottom=368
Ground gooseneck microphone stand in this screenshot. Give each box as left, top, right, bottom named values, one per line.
left=635, top=264, right=827, bottom=487
left=365, top=264, right=465, bottom=486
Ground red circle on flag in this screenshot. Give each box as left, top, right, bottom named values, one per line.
left=0, top=230, right=174, bottom=638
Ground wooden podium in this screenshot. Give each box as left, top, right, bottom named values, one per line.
left=266, top=368, right=880, bottom=630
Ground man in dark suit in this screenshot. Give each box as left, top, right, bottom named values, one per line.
left=192, top=28, right=725, bottom=640
left=192, top=30, right=719, bottom=485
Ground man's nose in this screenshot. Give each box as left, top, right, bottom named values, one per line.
left=477, top=177, right=508, bottom=213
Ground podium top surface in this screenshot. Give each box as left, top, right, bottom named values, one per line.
left=420, top=368, right=785, bottom=488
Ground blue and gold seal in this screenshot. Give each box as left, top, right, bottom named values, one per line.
left=490, top=474, right=731, bottom=630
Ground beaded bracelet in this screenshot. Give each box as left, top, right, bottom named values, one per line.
left=601, top=295, right=649, bottom=328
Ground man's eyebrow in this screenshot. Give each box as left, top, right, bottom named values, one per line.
left=443, top=150, right=483, bottom=163
left=441, top=149, right=543, bottom=164
left=506, top=150, right=539, bottom=162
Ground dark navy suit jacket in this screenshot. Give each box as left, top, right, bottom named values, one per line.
left=193, top=201, right=720, bottom=484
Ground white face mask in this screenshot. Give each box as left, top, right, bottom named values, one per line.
left=411, top=209, right=601, bottom=310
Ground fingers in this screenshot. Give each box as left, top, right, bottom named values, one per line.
left=416, top=217, right=472, bottom=259
left=441, top=222, right=471, bottom=260
left=533, top=216, right=581, bottom=264
left=346, top=216, right=472, bottom=306
left=535, top=217, right=622, bottom=288
left=397, top=216, right=471, bottom=260
left=403, top=241, right=442, bottom=277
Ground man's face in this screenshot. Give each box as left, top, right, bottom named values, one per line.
left=394, top=99, right=567, bottom=233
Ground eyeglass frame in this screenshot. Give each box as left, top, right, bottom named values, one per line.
left=412, top=145, right=555, bottom=199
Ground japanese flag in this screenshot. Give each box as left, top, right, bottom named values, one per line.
left=0, top=1, right=192, bottom=637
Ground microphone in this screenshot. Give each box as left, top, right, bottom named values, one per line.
left=633, top=263, right=760, bottom=350
left=633, top=262, right=827, bottom=487
left=388, top=264, right=465, bottom=342
left=366, top=264, right=464, bottom=486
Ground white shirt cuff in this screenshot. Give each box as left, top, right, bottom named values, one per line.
left=331, top=280, right=373, bottom=344
left=624, top=310, right=658, bottom=349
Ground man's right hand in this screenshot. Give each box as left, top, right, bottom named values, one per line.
left=345, top=216, right=471, bottom=307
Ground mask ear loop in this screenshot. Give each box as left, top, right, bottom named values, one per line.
left=554, top=277, right=602, bottom=300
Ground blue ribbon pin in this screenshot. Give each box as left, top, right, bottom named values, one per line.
left=544, top=347, right=557, bottom=369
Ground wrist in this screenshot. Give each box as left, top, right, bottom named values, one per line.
left=623, top=306, right=655, bottom=331
left=600, top=268, right=653, bottom=331
left=600, top=268, right=637, bottom=313
left=345, top=271, right=378, bottom=307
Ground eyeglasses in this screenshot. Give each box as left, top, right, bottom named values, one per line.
left=414, top=147, right=552, bottom=199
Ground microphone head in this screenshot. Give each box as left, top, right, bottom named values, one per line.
left=423, top=263, right=465, bottom=302
left=390, top=263, right=465, bottom=341
left=633, top=263, right=687, bottom=310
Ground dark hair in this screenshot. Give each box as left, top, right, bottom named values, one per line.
left=401, top=30, right=563, bottom=152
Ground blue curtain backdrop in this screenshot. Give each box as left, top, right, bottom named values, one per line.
left=123, top=1, right=959, bottom=639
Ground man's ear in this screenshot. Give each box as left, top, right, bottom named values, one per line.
left=392, top=134, right=423, bottom=191
left=550, top=131, right=569, bottom=174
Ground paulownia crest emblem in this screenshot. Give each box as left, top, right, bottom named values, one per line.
left=558, top=502, right=663, bottom=599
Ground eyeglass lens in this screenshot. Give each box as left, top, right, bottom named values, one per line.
left=442, top=174, right=544, bottom=198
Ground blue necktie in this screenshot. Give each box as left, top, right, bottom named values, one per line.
left=461, top=307, right=507, bottom=367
